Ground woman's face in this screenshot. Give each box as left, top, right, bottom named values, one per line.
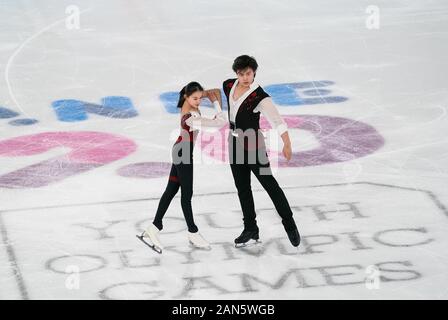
left=185, top=90, right=203, bottom=109
left=236, top=67, right=255, bottom=87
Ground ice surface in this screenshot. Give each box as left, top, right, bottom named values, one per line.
left=0, top=0, right=448, bottom=299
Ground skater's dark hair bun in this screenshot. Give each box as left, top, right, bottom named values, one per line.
left=232, top=55, right=258, bottom=73
left=176, top=81, right=204, bottom=108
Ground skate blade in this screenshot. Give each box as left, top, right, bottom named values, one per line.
left=136, top=234, right=162, bottom=254
left=235, top=239, right=262, bottom=248
left=189, top=240, right=212, bottom=251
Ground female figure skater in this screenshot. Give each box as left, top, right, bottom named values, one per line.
left=137, top=81, right=225, bottom=253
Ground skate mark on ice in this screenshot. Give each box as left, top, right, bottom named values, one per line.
left=0, top=212, right=29, bottom=299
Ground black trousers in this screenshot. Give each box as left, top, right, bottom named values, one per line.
left=153, top=143, right=198, bottom=233
left=229, top=134, right=297, bottom=232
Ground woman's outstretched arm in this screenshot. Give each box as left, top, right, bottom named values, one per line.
left=185, top=100, right=226, bottom=131
left=203, top=88, right=222, bottom=108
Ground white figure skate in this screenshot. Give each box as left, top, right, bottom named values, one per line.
left=136, top=223, right=163, bottom=254
left=188, top=231, right=211, bottom=250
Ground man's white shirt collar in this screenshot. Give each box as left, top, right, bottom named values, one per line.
left=229, top=79, right=260, bottom=121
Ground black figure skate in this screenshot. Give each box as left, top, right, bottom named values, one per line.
left=234, top=228, right=262, bottom=248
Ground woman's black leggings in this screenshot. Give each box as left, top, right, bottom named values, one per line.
left=152, top=161, right=198, bottom=233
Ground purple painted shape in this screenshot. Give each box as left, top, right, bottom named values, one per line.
left=0, top=131, right=137, bottom=188
left=116, top=162, right=171, bottom=179
left=266, top=115, right=385, bottom=167
left=0, top=160, right=103, bottom=189
left=199, top=115, right=384, bottom=167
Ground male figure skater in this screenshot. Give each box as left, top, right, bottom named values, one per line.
left=209, top=55, right=300, bottom=248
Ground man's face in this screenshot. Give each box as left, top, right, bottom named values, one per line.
left=236, top=68, right=255, bottom=87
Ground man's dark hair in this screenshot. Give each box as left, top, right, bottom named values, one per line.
left=232, top=55, right=258, bottom=73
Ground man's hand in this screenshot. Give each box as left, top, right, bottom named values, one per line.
left=208, top=91, right=218, bottom=102
left=203, top=89, right=222, bottom=103
left=202, top=90, right=217, bottom=102
left=282, top=142, right=292, bottom=161
left=280, top=131, right=292, bottom=161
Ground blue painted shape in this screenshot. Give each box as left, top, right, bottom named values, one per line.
left=160, top=89, right=228, bottom=114
left=0, top=106, right=19, bottom=119
left=85, top=96, right=138, bottom=118
left=265, top=83, right=305, bottom=106
left=52, top=96, right=138, bottom=122
left=9, top=118, right=38, bottom=126
left=52, top=99, right=87, bottom=122
left=100, top=96, right=137, bottom=116
left=160, top=92, right=180, bottom=114
left=264, top=81, right=347, bottom=106
left=160, top=81, right=348, bottom=113
left=298, top=96, right=348, bottom=105
left=302, top=89, right=332, bottom=96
